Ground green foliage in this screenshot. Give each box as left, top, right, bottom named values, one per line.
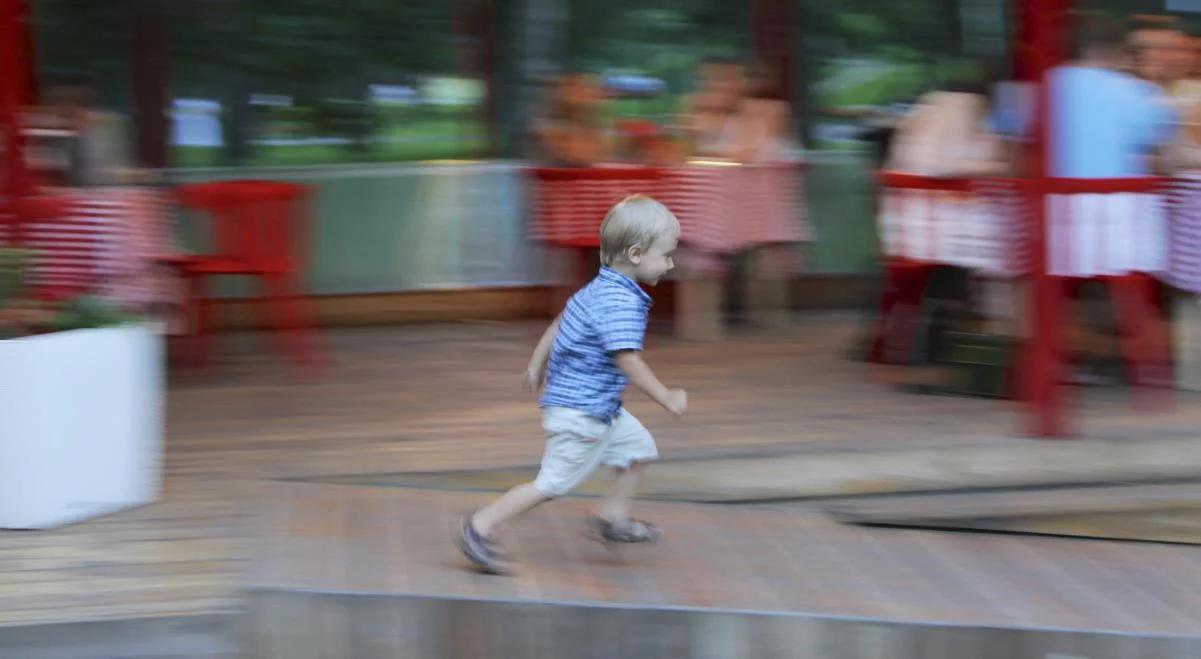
left=48, top=296, right=139, bottom=333
left=0, top=248, right=27, bottom=308
left=565, top=0, right=748, bottom=88
left=32, top=0, right=1020, bottom=162
left=0, top=248, right=138, bottom=339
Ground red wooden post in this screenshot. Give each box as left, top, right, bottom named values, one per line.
left=1022, top=0, right=1071, bottom=437
left=14, top=0, right=34, bottom=107
left=133, top=0, right=169, bottom=169
left=1, top=0, right=21, bottom=181
left=1, top=0, right=34, bottom=247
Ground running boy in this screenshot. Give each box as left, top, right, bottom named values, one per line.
left=456, top=195, right=687, bottom=574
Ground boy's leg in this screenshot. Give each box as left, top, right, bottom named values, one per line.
left=472, top=482, right=548, bottom=539
left=594, top=409, right=660, bottom=542
left=458, top=481, right=554, bottom=574
left=468, top=408, right=609, bottom=540
left=598, top=461, right=647, bottom=525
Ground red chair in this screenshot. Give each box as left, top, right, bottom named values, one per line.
left=167, top=180, right=323, bottom=370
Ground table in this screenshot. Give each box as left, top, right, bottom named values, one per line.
left=531, top=162, right=808, bottom=257
left=0, top=187, right=176, bottom=314
left=529, top=162, right=810, bottom=338
left=874, top=172, right=1173, bottom=395
left=878, top=174, right=1181, bottom=280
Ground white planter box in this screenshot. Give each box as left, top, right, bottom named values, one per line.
left=0, top=324, right=164, bottom=529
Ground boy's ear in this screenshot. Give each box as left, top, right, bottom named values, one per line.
left=625, top=244, right=644, bottom=265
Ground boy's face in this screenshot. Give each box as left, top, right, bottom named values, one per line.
left=627, top=232, right=678, bottom=286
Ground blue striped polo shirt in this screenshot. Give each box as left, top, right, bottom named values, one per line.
left=540, top=267, right=652, bottom=420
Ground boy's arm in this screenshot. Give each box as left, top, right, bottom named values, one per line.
left=614, top=351, right=687, bottom=416
left=524, top=314, right=561, bottom=391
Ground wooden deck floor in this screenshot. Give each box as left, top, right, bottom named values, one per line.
left=3, top=318, right=1201, bottom=642
left=254, top=481, right=1201, bottom=637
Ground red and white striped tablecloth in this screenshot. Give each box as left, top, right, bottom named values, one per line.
left=529, top=163, right=810, bottom=274
left=657, top=163, right=810, bottom=252
left=879, top=178, right=1181, bottom=281
left=0, top=187, right=175, bottom=311
left=878, top=181, right=1030, bottom=277
left=1169, top=174, right=1201, bottom=294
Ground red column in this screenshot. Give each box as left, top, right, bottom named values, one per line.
left=133, top=0, right=169, bottom=168
left=14, top=0, right=34, bottom=106
left=1022, top=0, right=1070, bottom=437
left=1, top=0, right=33, bottom=211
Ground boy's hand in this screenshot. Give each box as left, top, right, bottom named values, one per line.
left=523, top=366, right=546, bottom=394
left=665, top=388, right=688, bottom=417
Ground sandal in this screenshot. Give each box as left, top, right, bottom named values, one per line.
left=454, top=512, right=512, bottom=575
left=588, top=516, right=662, bottom=545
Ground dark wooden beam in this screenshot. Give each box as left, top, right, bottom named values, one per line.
left=133, top=0, right=168, bottom=168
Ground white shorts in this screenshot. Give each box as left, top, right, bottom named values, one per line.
left=533, top=407, right=659, bottom=497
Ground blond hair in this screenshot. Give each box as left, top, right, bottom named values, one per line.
left=598, top=195, right=680, bottom=266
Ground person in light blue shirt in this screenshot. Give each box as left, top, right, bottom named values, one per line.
left=992, top=16, right=1177, bottom=177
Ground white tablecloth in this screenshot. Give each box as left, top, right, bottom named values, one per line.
left=879, top=181, right=1171, bottom=280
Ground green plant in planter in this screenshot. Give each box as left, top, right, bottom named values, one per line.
left=50, top=295, right=139, bottom=332
left=0, top=248, right=42, bottom=339
left=0, top=247, right=139, bottom=338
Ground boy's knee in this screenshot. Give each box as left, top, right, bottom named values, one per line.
left=533, top=477, right=571, bottom=499
left=608, top=459, right=651, bottom=473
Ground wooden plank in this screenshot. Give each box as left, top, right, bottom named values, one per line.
left=211, top=287, right=556, bottom=331
left=251, top=482, right=1201, bottom=637
left=827, top=482, right=1201, bottom=524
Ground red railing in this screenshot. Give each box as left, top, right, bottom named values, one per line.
left=874, top=171, right=1175, bottom=432
left=876, top=173, right=1172, bottom=278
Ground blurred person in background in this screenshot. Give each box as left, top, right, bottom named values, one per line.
left=1130, top=14, right=1183, bottom=89
left=1161, top=26, right=1201, bottom=171
left=1051, top=16, right=1177, bottom=384
left=533, top=72, right=610, bottom=167
left=1163, top=23, right=1200, bottom=95
left=876, top=66, right=1008, bottom=386
left=28, top=70, right=135, bottom=187
left=1126, top=15, right=1201, bottom=171
left=727, top=63, right=797, bottom=163
left=1050, top=16, right=1175, bottom=178
left=711, top=62, right=801, bottom=325
left=682, top=57, right=745, bottom=159
left=886, top=68, right=1006, bottom=176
